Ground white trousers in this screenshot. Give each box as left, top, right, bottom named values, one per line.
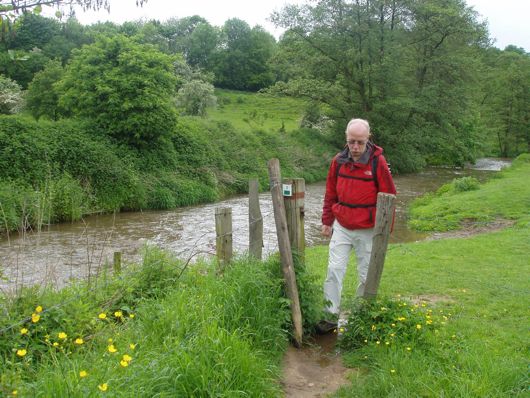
left=323, top=221, right=374, bottom=315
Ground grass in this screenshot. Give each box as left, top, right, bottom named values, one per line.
left=209, top=89, right=307, bottom=132
left=302, top=154, right=530, bottom=397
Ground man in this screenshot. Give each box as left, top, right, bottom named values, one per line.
left=318, top=118, right=396, bottom=333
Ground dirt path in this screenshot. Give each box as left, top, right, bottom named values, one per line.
left=281, top=333, right=355, bottom=397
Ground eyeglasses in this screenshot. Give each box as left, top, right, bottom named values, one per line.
left=346, top=139, right=368, bottom=146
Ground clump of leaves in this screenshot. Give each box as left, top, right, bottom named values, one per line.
left=340, top=296, right=449, bottom=350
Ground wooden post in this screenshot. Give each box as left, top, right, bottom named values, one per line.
left=248, top=179, right=263, bottom=260
left=283, top=178, right=305, bottom=264
left=215, top=207, right=233, bottom=266
left=361, top=193, right=397, bottom=299
left=113, top=251, right=122, bottom=275
left=268, top=159, right=303, bottom=347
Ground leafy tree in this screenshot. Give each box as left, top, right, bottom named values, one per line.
left=26, top=59, right=63, bottom=120
left=0, top=74, right=23, bottom=113
left=176, top=79, right=216, bottom=116
left=271, top=0, right=487, bottom=171
left=57, top=34, right=177, bottom=147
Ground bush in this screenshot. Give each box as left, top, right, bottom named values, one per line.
left=453, top=176, right=480, bottom=192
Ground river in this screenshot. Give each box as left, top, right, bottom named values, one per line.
left=0, top=158, right=511, bottom=292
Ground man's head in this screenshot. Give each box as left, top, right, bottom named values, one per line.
left=345, top=118, right=371, bottom=161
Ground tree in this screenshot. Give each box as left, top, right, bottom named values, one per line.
left=0, top=74, right=24, bottom=113
left=26, top=59, right=63, bottom=120
left=176, top=79, right=217, bottom=116
left=57, top=34, right=177, bottom=147
left=271, top=0, right=487, bottom=171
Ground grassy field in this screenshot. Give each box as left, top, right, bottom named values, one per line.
left=208, top=89, right=307, bottom=132
left=303, top=154, right=530, bottom=397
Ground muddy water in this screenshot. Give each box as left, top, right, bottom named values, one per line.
left=0, top=158, right=510, bottom=291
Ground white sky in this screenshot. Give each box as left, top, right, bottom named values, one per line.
left=44, top=0, right=529, bottom=51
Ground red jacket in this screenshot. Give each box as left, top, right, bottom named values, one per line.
left=322, top=144, right=396, bottom=230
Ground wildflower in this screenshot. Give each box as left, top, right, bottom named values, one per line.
left=390, top=333, right=395, bottom=337
left=108, top=344, right=117, bottom=353
left=339, top=327, right=345, bottom=333
left=12, top=391, right=17, bottom=396
left=98, top=313, right=107, bottom=320
left=129, top=314, right=135, bottom=319
left=363, top=339, right=368, bottom=343
left=20, top=328, right=28, bottom=335
left=397, top=317, right=406, bottom=321
left=443, top=315, right=448, bottom=321
left=426, top=315, right=432, bottom=319
left=120, top=360, right=129, bottom=367
left=421, top=303, right=426, bottom=307
left=390, top=369, right=396, bottom=374
left=406, top=347, right=412, bottom=351
left=391, top=323, right=396, bottom=327
left=416, top=324, right=422, bottom=330
left=371, top=325, right=376, bottom=331
left=35, top=306, right=43, bottom=313
left=16, top=349, right=27, bottom=357
left=376, top=341, right=380, bottom=345
left=108, top=338, right=113, bottom=343
left=75, top=338, right=84, bottom=345
left=79, top=370, right=88, bottom=378
left=426, top=320, right=433, bottom=325
left=380, top=307, right=387, bottom=311
left=98, top=383, right=108, bottom=392
left=122, top=354, right=132, bottom=362
left=58, top=332, right=67, bottom=340
left=114, top=311, right=123, bottom=318
left=129, top=343, right=136, bottom=350
left=31, top=313, right=40, bottom=323
left=53, top=342, right=59, bottom=347
left=385, top=341, right=390, bottom=345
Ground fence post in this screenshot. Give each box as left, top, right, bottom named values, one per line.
left=215, top=207, right=233, bottom=266
left=283, top=178, right=305, bottom=264
left=113, top=251, right=122, bottom=275
left=248, top=179, right=263, bottom=260
left=268, top=159, right=303, bottom=347
left=361, top=192, right=397, bottom=299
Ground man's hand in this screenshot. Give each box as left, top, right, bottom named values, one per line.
left=321, top=224, right=332, bottom=237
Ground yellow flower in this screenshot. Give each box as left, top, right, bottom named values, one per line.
left=20, top=328, right=28, bottom=335
left=98, top=383, right=108, bottom=392
left=75, top=338, right=84, bottom=345
left=108, top=344, right=117, bottom=353
left=120, top=360, right=129, bottom=367
left=390, top=333, right=395, bottom=337
left=371, top=325, right=376, bottom=331
left=129, top=314, right=135, bottom=319
left=416, top=324, right=422, bottom=330
left=98, top=313, right=107, bottom=320
left=385, top=341, right=390, bottom=345
left=406, top=347, right=412, bottom=351
left=421, top=303, right=426, bottom=307
left=391, top=323, right=396, bottom=327
left=35, top=305, right=43, bottom=313
left=122, top=354, right=132, bottom=362
left=129, top=343, right=136, bottom=350
left=376, top=341, right=380, bottom=345
left=31, top=313, right=40, bottom=323
left=390, top=369, right=396, bottom=374
left=79, top=370, right=88, bottom=378
left=108, top=338, right=113, bottom=343
left=339, top=327, right=345, bottom=333
left=397, top=317, right=406, bottom=321
left=363, top=339, right=368, bottom=343
left=53, top=342, right=59, bottom=347
left=16, top=349, right=27, bottom=357
left=426, top=319, right=433, bottom=325
left=12, top=390, right=18, bottom=396
left=58, top=332, right=67, bottom=340
left=114, top=311, right=123, bottom=318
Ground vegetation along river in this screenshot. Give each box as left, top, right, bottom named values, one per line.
left=0, top=158, right=510, bottom=292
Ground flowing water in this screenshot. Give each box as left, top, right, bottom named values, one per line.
left=0, top=158, right=511, bottom=292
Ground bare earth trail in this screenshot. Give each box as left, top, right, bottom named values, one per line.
left=281, top=333, right=355, bottom=397
left=281, top=219, right=514, bottom=397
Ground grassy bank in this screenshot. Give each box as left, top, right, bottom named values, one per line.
left=303, top=154, right=529, bottom=396
left=0, top=251, right=295, bottom=396
left=0, top=90, right=336, bottom=236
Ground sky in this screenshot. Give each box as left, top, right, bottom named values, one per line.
left=44, top=0, right=530, bottom=51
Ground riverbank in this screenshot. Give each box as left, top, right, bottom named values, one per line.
left=1, top=155, right=528, bottom=396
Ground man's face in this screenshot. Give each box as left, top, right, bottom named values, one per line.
left=346, top=123, right=369, bottom=160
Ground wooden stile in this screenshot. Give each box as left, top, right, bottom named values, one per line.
left=283, top=178, right=305, bottom=264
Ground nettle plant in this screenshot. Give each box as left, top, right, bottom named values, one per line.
left=340, top=296, right=451, bottom=350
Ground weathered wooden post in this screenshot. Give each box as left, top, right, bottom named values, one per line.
left=268, top=159, right=303, bottom=347
left=283, top=178, right=305, bottom=264
left=248, top=179, right=263, bottom=260
left=360, top=193, right=397, bottom=299
left=113, top=251, right=122, bottom=275
left=215, top=207, right=233, bottom=266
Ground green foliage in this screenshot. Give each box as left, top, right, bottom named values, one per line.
left=57, top=34, right=177, bottom=147
left=452, top=176, right=480, bottom=192
left=26, top=59, right=63, bottom=120
left=340, top=297, right=444, bottom=350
